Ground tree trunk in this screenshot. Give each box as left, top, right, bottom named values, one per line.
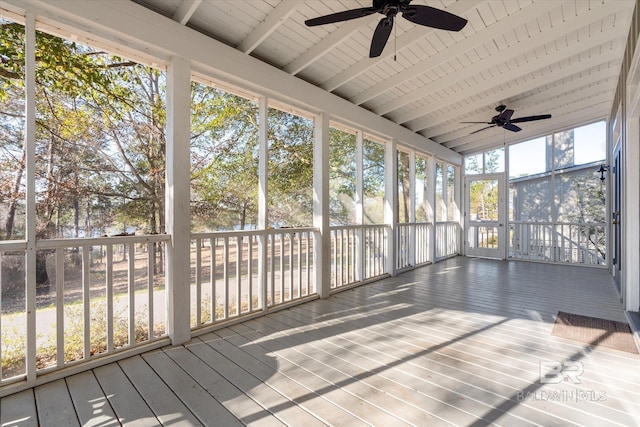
left=4, top=148, right=26, bottom=239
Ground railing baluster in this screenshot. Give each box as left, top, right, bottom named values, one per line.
left=82, top=246, right=91, bottom=358
left=195, top=238, right=202, bottom=327
left=297, top=233, right=302, bottom=298
left=106, top=244, right=114, bottom=353
left=210, top=238, right=215, bottom=322
left=223, top=236, right=229, bottom=319
left=270, top=233, right=275, bottom=307
left=306, top=232, right=311, bottom=295
left=288, top=233, right=294, bottom=301
left=127, top=242, right=135, bottom=347
left=331, top=230, right=340, bottom=287
left=248, top=235, right=253, bottom=312
left=55, top=248, right=64, bottom=367
left=236, top=236, right=242, bottom=315
left=147, top=242, right=154, bottom=340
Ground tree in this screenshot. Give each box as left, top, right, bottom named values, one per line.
left=329, top=128, right=356, bottom=225
left=190, top=84, right=259, bottom=231
left=363, top=139, right=385, bottom=224
left=267, top=108, right=314, bottom=227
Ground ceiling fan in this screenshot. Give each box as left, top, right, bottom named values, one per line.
left=462, top=105, right=552, bottom=134
left=304, top=0, right=467, bottom=58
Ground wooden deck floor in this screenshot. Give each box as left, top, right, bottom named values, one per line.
left=2, top=257, right=640, bottom=427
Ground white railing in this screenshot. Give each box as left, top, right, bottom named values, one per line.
left=435, top=221, right=460, bottom=260
left=0, top=235, right=169, bottom=388
left=396, top=222, right=432, bottom=271
left=509, top=221, right=606, bottom=266
left=330, top=224, right=388, bottom=289
left=190, top=228, right=316, bottom=329
left=467, top=224, right=499, bottom=249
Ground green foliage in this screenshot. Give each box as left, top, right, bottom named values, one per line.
left=0, top=300, right=155, bottom=378
left=190, top=85, right=259, bottom=230
left=0, top=21, right=168, bottom=239
left=267, top=108, right=314, bottom=227
left=329, top=127, right=356, bottom=225
left=363, top=139, right=385, bottom=224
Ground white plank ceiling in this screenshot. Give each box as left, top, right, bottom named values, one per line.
left=132, top=0, right=635, bottom=154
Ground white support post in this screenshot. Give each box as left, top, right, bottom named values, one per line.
left=409, top=150, right=416, bottom=267
left=24, top=11, right=37, bottom=382
left=258, top=96, right=269, bottom=309
left=454, top=165, right=462, bottom=255
left=624, top=117, right=640, bottom=311
left=384, top=139, right=397, bottom=276
left=314, top=112, right=331, bottom=298
left=427, top=156, right=437, bottom=262
left=504, top=145, right=510, bottom=259
left=165, top=56, right=191, bottom=345
left=355, top=130, right=364, bottom=282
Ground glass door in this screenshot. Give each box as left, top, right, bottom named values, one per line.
left=465, top=175, right=505, bottom=258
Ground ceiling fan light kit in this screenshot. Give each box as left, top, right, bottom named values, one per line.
left=305, top=0, right=467, bottom=58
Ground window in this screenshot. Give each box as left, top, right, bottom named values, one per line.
left=484, top=148, right=504, bottom=173
left=465, top=148, right=504, bottom=175
left=397, top=150, right=411, bottom=223
left=190, top=84, right=259, bottom=231
left=0, top=17, right=25, bottom=240
left=574, top=121, right=606, bottom=166
left=509, top=137, right=547, bottom=178
left=363, top=138, right=385, bottom=224
left=415, top=156, right=429, bottom=222
left=33, top=30, right=167, bottom=239
left=464, top=153, right=483, bottom=175
left=447, top=165, right=457, bottom=221
left=435, top=162, right=445, bottom=221
left=268, top=107, right=314, bottom=227
left=329, top=126, right=356, bottom=225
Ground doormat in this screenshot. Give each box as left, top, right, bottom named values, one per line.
left=552, top=311, right=638, bottom=354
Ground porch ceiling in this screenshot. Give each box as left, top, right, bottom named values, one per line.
left=131, top=0, right=635, bottom=155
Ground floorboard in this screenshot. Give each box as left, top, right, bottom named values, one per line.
left=93, top=363, right=159, bottom=426
left=34, top=380, right=79, bottom=427
left=66, top=370, right=119, bottom=427
left=3, top=257, right=640, bottom=427
left=0, top=389, right=38, bottom=427
left=118, top=356, right=201, bottom=426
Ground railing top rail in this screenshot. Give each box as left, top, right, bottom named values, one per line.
left=510, top=221, right=606, bottom=227
left=34, top=234, right=171, bottom=250
left=192, top=227, right=319, bottom=239
left=395, top=222, right=433, bottom=227
left=330, top=224, right=391, bottom=231
left=0, top=240, right=28, bottom=251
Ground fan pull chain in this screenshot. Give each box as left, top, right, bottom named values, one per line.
left=394, top=21, right=397, bottom=61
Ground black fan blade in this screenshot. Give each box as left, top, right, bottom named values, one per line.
left=510, top=114, right=552, bottom=124
left=370, top=17, right=393, bottom=58
left=470, top=125, right=497, bottom=134
left=305, top=7, right=376, bottom=27
left=401, top=5, right=467, bottom=31
left=498, top=109, right=514, bottom=122
left=504, top=123, right=522, bottom=132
